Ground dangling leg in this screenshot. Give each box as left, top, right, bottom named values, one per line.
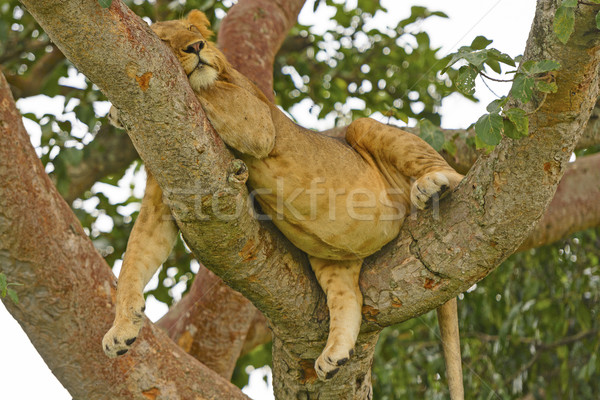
left=102, top=172, right=178, bottom=357
left=346, top=118, right=464, bottom=210
left=346, top=118, right=465, bottom=396
left=309, top=256, right=363, bottom=380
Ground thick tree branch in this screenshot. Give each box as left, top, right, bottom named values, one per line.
left=0, top=72, right=248, bottom=400
left=17, top=0, right=600, bottom=397
left=518, top=152, right=600, bottom=251
left=358, top=1, right=600, bottom=328
left=217, top=0, right=306, bottom=101
left=156, top=266, right=256, bottom=380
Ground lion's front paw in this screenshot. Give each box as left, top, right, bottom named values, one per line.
left=315, top=343, right=355, bottom=381
left=102, top=300, right=145, bottom=358
left=102, top=319, right=142, bottom=358
left=410, top=171, right=452, bottom=210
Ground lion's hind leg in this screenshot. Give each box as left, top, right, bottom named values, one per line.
left=102, top=172, right=178, bottom=357
left=309, top=256, right=363, bottom=380
left=346, top=118, right=463, bottom=210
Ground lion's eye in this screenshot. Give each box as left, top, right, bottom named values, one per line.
left=188, top=25, right=200, bottom=33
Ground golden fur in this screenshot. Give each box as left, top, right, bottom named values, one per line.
left=103, top=10, right=464, bottom=388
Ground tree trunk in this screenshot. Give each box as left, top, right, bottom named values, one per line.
left=0, top=72, right=248, bottom=400
left=156, top=266, right=257, bottom=380
left=271, top=333, right=378, bottom=400
left=8, top=0, right=600, bottom=398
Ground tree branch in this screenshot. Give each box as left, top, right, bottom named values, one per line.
left=23, top=0, right=600, bottom=346
left=16, top=0, right=600, bottom=397
left=518, top=152, right=600, bottom=251
left=358, top=1, right=600, bottom=328
left=217, top=0, right=307, bottom=101
left=0, top=71, right=248, bottom=400
left=62, top=124, right=139, bottom=203
left=153, top=0, right=305, bottom=374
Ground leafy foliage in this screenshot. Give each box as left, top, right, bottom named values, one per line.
left=553, top=0, right=600, bottom=44
left=274, top=3, right=461, bottom=127
left=444, top=36, right=560, bottom=148
left=373, top=228, right=600, bottom=399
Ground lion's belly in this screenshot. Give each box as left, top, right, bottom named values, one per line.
left=245, top=154, right=408, bottom=260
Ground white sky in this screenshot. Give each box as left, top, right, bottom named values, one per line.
left=0, top=1, right=536, bottom=399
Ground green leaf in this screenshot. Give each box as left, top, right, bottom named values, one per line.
left=463, top=50, right=488, bottom=68
left=503, top=119, right=520, bottom=139
left=485, top=58, right=502, bottom=74
left=418, top=120, right=445, bottom=151
left=486, top=97, right=508, bottom=113
left=313, top=0, right=321, bottom=12
left=597, top=10, right=600, bottom=30
left=456, top=65, right=478, bottom=96
left=505, top=108, right=529, bottom=137
left=536, top=80, right=558, bottom=93
left=561, top=0, right=578, bottom=6
left=442, top=139, right=457, bottom=157
left=430, top=11, right=449, bottom=19
left=554, top=5, right=575, bottom=44
left=523, top=59, right=561, bottom=75
left=396, top=111, right=409, bottom=124
left=475, top=113, right=503, bottom=146
left=511, top=73, right=535, bottom=103
left=486, top=49, right=516, bottom=67
left=7, top=288, right=19, bottom=304
left=99, top=0, right=113, bottom=8
left=470, top=35, right=493, bottom=50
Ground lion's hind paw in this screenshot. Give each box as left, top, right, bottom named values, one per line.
left=315, top=345, right=354, bottom=381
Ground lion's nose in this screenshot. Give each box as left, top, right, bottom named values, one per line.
left=183, top=41, right=205, bottom=55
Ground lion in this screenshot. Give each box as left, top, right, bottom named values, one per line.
left=102, top=10, right=465, bottom=397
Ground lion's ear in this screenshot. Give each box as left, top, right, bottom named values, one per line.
left=187, top=10, right=213, bottom=39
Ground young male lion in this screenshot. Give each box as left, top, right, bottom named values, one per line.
left=103, top=10, right=464, bottom=395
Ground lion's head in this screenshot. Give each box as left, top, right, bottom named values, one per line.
left=151, top=10, right=228, bottom=91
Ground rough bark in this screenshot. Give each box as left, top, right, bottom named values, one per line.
left=10, top=0, right=600, bottom=398
left=518, top=152, right=600, bottom=251
left=217, top=0, right=306, bottom=101
left=271, top=333, right=379, bottom=400
left=0, top=72, right=248, bottom=400
left=156, top=266, right=256, bottom=380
